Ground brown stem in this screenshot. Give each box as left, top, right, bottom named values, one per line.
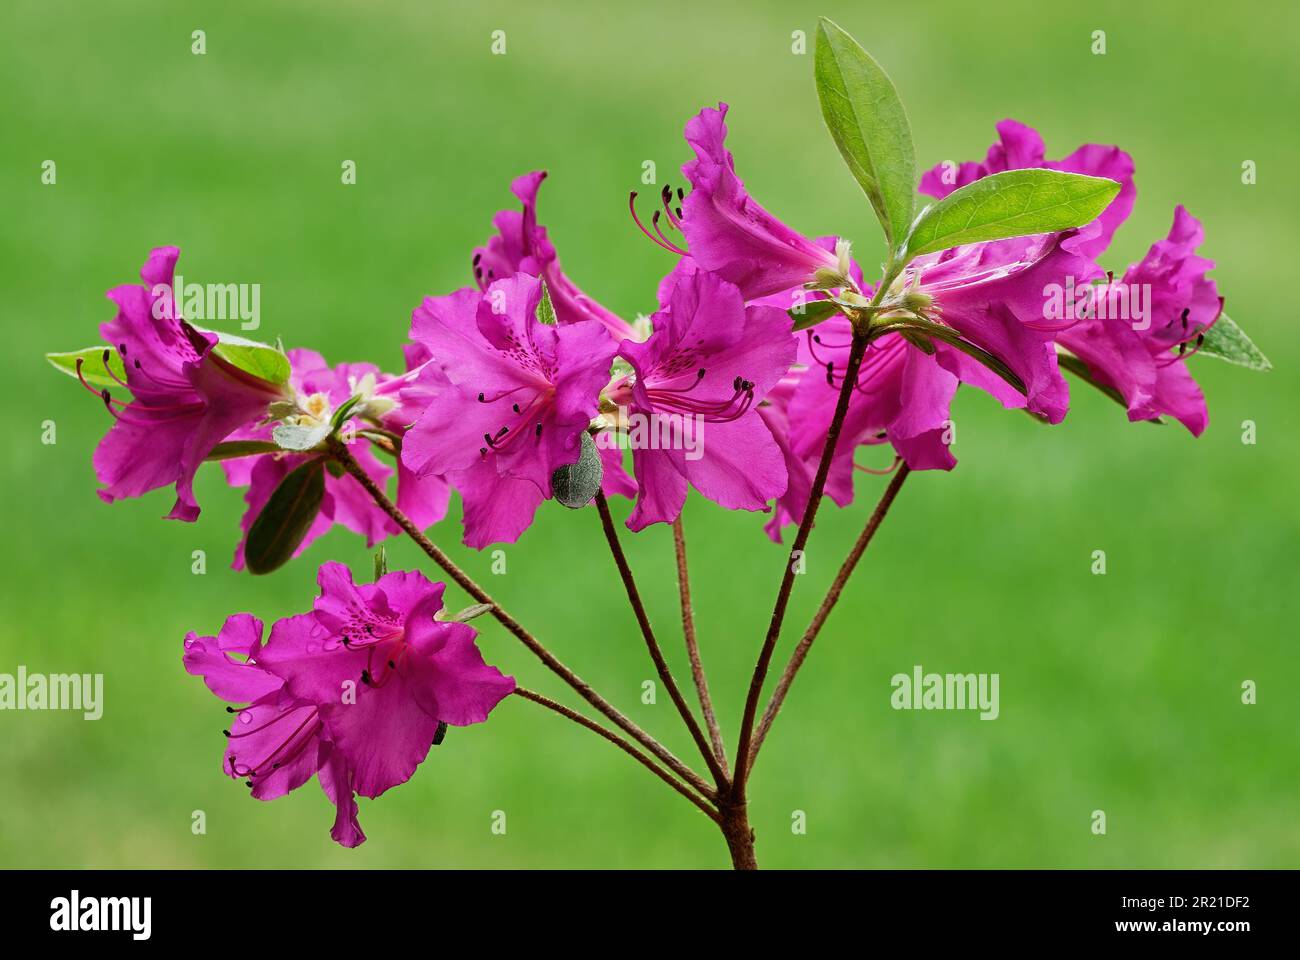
left=594, top=493, right=730, bottom=790
left=672, top=516, right=729, bottom=777
left=718, top=800, right=758, bottom=870
left=513, top=687, right=718, bottom=823
left=747, top=464, right=911, bottom=771
left=330, top=441, right=714, bottom=800
left=731, top=331, right=870, bottom=801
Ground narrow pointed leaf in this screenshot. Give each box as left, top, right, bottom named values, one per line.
left=536, top=280, right=557, bottom=326
left=204, top=440, right=282, bottom=462
left=1197, top=312, right=1270, bottom=370
left=191, top=325, right=291, bottom=385
left=815, top=18, right=916, bottom=248
left=245, top=459, right=326, bottom=575
left=789, top=299, right=841, bottom=332
left=47, top=347, right=127, bottom=390
left=904, top=168, right=1121, bottom=261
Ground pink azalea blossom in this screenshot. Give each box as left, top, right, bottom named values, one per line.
left=184, top=563, right=515, bottom=846
left=256, top=562, right=515, bottom=798
left=1056, top=207, right=1219, bottom=434
left=474, top=171, right=639, bottom=342
left=675, top=103, right=844, bottom=300
left=919, top=119, right=1215, bottom=434
left=403, top=274, right=616, bottom=547
left=183, top=613, right=365, bottom=847
left=919, top=118, right=1136, bottom=259
left=221, top=350, right=450, bottom=569
left=86, top=247, right=287, bottom=521
left=608, top=267, right=795, bottom=530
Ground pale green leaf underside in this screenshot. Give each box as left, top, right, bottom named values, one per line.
left=815, top=18, right=916, bottom=248
left=905, top=168, right=1121, bottom=260
left=1198, top=312, right=1271, bottom=370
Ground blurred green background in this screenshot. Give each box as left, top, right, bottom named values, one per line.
left=2, top=0, right=1296, bottom=869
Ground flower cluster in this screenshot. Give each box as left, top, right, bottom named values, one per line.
left=51, top=20, right=1255, bottom=854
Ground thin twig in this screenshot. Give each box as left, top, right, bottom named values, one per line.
left=672, top=516, right=728, bottom=777
left=594, top=493, right=730, bottom=790
left=330, top=442, right=715, bottom=800
left=747, top=464, right=911, bottom=771
left=513, top=687, right=719, bottom=823
left=731, top=331, right=870, bottom=801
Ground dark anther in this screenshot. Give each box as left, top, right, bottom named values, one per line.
left=825, top=362, right=835, bottom=386
left=119, top=343, right=127, bottom=354
left=387, top=660, right=396, bottom=669
left=472, top=253, right=482, bottom=265
left=697, top=368, right=706, bottom=379
left=535, top=422, right=543, bottom=437
left=225, top=706, right=235, bottom=713
left=512, top=403, right=520, bottom=413
left=222, top=730, right=231, bottom=737
left=478, top=392, right=486, bottom=402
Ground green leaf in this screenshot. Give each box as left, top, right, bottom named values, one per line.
left=373, top=546, right=388, bottom=581
left=436, top=602, right=494, bottom=624
left=192, top=325, right=291, bottom=385
left=329, top=395, right=363, bottom=430
left=1198, top=312, right=1271, bottom=370
left=47, top=347, right=127, bottom=390
left=536, top=280, right=557, bottom=326
left=789, top=299, right=841, bottom=332
left=814, top=18, right=916, bottom=249
left=903, top=168, right=1121, bottom=261
left=245, top=459, right=326, bottom=575
left=204, top=440, right=281, bottom=462
left=551, top=431, right=603, bottom=509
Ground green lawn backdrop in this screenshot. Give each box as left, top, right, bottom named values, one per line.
left=1, top=0, right=1296, bottom=867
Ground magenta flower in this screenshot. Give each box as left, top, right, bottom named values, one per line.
left=85, top=247, right=287, bottom=521
left=475, top=171, right=639, bottom=342
left=919, top=118, right=1136, bottom=259
left=919, top=119, right=1217, bottom=434
left=183, top=613, right=365, bottom=847
left=759, top=223, right=1102, bottom=542
left=674, top=103, right=845, bottom=300
left=1056, top=206, right=1219, bottom=434
left=402, top=274, right=616, bottom=547
left=607, top=267, right=796, bottom=530
left=184, top=563, right=515, bottom=846
left=256, top=562, right=515, bottom=798
left=221, top=349, right=450, bottom=569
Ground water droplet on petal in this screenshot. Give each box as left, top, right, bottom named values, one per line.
left=238, top=711, right=253, bottom=725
